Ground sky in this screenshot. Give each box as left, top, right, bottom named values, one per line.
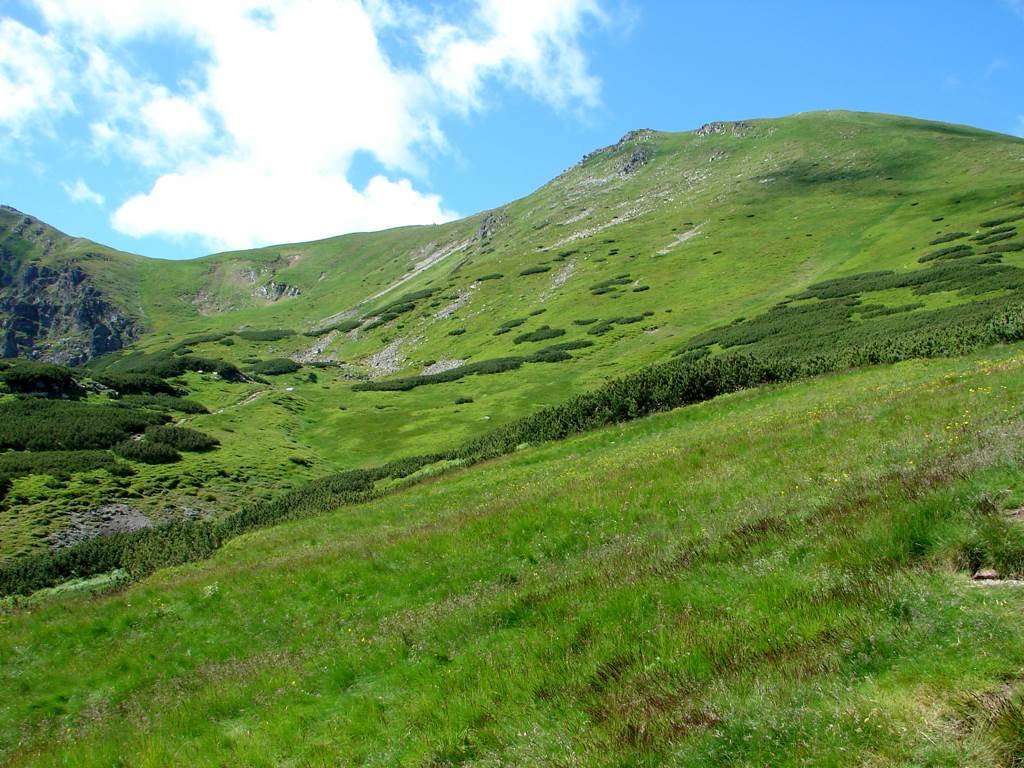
left=0, top=0, right=1022, bottom=260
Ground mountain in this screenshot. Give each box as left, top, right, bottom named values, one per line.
left=0, top=110, right=1022, bottom=559
left=2, top=110, right=1024, bottom=764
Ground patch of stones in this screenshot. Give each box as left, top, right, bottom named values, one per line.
left=49, top=504, right=153, bottom=549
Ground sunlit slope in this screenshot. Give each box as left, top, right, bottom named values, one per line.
left=4, top=349, right=1024, bottom=765
left=127, top=111, right=1024, bottom=454
left=3, top=110, right=1022, bottom=556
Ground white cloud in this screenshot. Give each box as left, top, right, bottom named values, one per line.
left=422, top=0, right=604, bottom=112
left=14, top=0, right=604, bottom=251
left=0, top=18, right=72, bottom=134
left=61, top=178, right=105, bottom=206
left=113, top=162, right=456, bottom=251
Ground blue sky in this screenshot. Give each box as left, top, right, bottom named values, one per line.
left=1, top=0, right=1022, bottom=260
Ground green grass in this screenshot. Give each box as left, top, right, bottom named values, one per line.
left=3, top=349, right=1024, bottom=764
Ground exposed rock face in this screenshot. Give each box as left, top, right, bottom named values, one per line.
left=619, top=147, right=650, bottom=176
left=695, top=121, right=752, bottom=137
left=579, top=129, right=656, bottom=166
left=0, top=258, right=140, bottom=364
left=254, top=281, right=301, bottom=301
left=474, top=210, right=508, bottom=241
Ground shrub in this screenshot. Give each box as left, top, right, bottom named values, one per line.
left=477, top=273, right=504, bottom=282
left=120, top=395, right=209, bottom=414
left=0, top=399, right=168, bottom=451
left=918, top=244, right=974, bottom=263
left=113, top=439, right=181, bottom=464
left=513, top=326, right=566, bottom=344
left=144, top=425, right=219, bottom=452
left=354, top=357, right=530, bottom=391
left=251, top=358, right=301, bottom=375
left=1, top=362, right=78, bottom=396
left=980, top=211, right=1024, bottom=228
left=454, top=397, right=473, bottom=405
left=519, top=265, right=551, bottom=276
left=929, top=232, right=969, bottom=245
left=494, top=318, right=527, bottom=335
left=590, top=276, right=632, bottom=292
left=176, top=332, right=233, bottom=348
left=303, top=319, right=361, bottom=336
left=97, top=373, right=179, bottom=396
left=236, top=329, right=295, bottom=342
left=99, top=351, right=243, bottom=382
left=448, top=328, right=467, bottom=336
left=987, top=241, right=1023, bottom=253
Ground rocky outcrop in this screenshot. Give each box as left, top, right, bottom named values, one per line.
left=0, top=259, right=140, bottom=364
left=254, top=281, right=301, bottom=301
left=619, top=147, right=650, bottom=176
left=695, top=121, right=752, bottom=137
left=579, top=129, right=656, bottom=166
left=474, top=210, right=508, bottom=241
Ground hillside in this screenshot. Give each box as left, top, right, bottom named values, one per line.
left=1, top=109, right=1024, bottom=763
left=3, top=350, right=1024, bottom=765
left=1, top=110, right=1023, bottom=562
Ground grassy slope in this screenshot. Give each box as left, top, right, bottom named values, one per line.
left=3, top=348, right=1024, bottom=764
left=3, top=110, right=1024, bottom=559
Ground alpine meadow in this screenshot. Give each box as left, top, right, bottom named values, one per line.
left=3, top=56, right=1024, bottom=765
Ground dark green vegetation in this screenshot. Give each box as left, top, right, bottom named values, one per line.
left=250, top=358, right=301, bottom=375
left=0, top=362, right=78, bottom=396
left=0, top=399, right=168, bottom=452
left=2, top=112, right=1024, bottom=764
left=112, top=439, right=181, bottom=464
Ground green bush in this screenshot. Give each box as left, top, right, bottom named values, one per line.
left=144, top=425, right=219, bottom=452
left=303, top=319, right=361, bottom=336
left=918, top=244, right=974, bottom=263
left=175, top=332, right=233, bottom=349
left=477, top=273, right=504, bottom=281
left=112, top=439, right=181, bottom=464
left=513, top=326, right=566, bottom=344
left=494, top=318, right=526, bottom=335
left=98, top=372, right=179, bottom=395
left=251, top=358, right=301, bottom=375
left=448, top=328, right=466, bottom=336
left=929, top=232, right=969, bottom=245
left=1, top=362, right=78, bottom=396
left=236, top=329, right=295, bottom=342
left=120, top=394, right=209, bottom=414
left=519, top=265, right=551, bottom=276
left=590, top=276, right=632, bottom=292
left=980, top=211, right=1024, bottom=228
left=0, top=399, right=168, bottom=451
left=354, top=357, right=530, bottom=391
left=98, top=350, right=243, bottom=381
